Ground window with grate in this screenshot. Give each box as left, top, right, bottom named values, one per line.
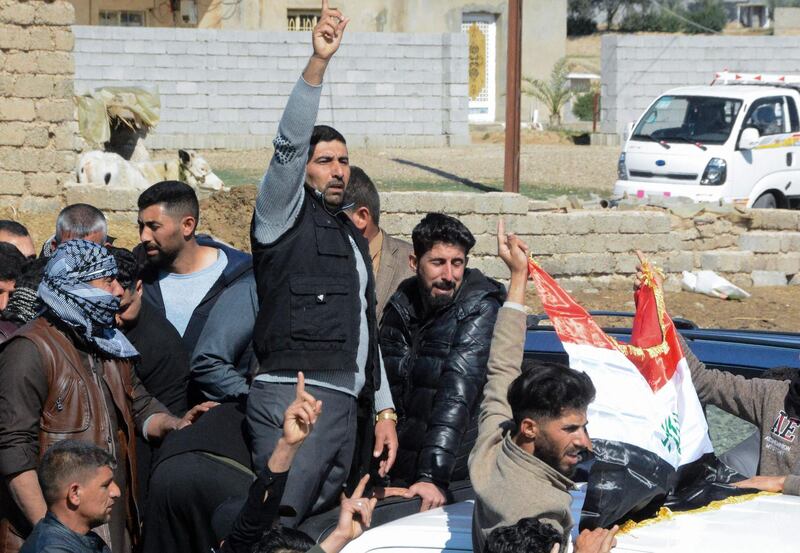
left=287, top=9, right=321, bottom=31
left=99, top=10, right=145, bottom=26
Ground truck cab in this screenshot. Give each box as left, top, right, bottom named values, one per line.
left=614, top=71, right=800, bottom=209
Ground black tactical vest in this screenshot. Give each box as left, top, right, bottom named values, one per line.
left=250, top=187, right=380, bottom=396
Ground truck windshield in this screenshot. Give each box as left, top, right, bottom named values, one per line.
left=632, top=96, right=742, bottom=145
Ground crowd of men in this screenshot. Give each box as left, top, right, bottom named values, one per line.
left=0, top=2, right=799, bottom=553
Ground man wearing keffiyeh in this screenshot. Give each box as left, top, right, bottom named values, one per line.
left=0, top=240, right=216, bottom=553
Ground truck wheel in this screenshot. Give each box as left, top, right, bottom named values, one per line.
left=752, top=193, right=777, bottom=209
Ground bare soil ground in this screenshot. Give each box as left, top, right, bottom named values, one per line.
left=203, top=141, right=621, bottom=197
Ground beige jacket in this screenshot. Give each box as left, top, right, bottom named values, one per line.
left=374, top=232, right=413, bottom=320
left=468, top=307, right=575, bottom=552
left=680, top=336, right=800, bottom=495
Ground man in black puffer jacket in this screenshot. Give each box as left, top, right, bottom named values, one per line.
left=379, top=213, right=506, bottom=512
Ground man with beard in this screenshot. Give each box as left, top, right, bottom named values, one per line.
left=469, top=222, right=617, bottom=553
left=248, top=0, right=397, bottom=527
left=20, top=441, right=120, bottom=553
left=136, top=181, right=252, bottom=402
left=379, top=213, right=505, bottom=511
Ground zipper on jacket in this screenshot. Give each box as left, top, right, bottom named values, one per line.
left=89, top=355, right=116, bottom=458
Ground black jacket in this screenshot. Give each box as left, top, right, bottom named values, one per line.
left=380, top=269, right=505, bottom=489
left=140, top=236, right=253, bottom=356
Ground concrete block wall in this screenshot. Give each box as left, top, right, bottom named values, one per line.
left=61, top=182, right=800, bottom=290
left=72, top=27, right=470, bottom=150
left=600, top=35, right=800, bottom=140
left=0, top=0, right=80, bottom=211
left=379, top=192, right=800, bottom=290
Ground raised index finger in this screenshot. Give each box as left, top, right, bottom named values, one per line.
left=296, top=371, right=305, bottom=400
left=635, top=249, right=648, bottom=267
left=352, top=473, right=370, bottom=499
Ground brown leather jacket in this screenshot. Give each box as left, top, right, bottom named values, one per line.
left=0, top=317, right=152, bottom=553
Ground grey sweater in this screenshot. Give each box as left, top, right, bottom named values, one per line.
left=252, top=76, right=393, bottom=412
left=681, top=336, right=800, bottom=495
left=469, top=306, right=575, bottom=553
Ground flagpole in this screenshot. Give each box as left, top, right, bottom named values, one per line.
left=503, top=0, right=522, bottom=194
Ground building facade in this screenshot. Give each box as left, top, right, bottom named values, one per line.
left=68, top=0, right=566, bottom=125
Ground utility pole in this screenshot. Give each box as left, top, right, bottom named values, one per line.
left=503, top=0, right=522, bottom=193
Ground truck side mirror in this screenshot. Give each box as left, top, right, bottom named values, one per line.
left=738, top=127, right=760, bottom=150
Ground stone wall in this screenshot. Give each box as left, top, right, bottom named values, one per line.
left=600, top=34, right=800, bottom=140
left=72, top=26, right=470, bottom=150
left=0, top=0, right=79, bottom=212
left=774, top=8, right=800, bottom=35
left=377, top=192, right=800, bottom=290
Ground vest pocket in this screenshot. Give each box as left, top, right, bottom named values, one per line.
left=41, top=376, right=91, bottom=434
left=289, top=274, right=351, bottom=344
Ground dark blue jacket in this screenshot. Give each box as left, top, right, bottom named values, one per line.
left=20, top=512, right=110, bottom=553
left=140, top=235, right=253, bottom=357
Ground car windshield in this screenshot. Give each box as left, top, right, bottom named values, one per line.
left=632, top=95, right=742, bottom=145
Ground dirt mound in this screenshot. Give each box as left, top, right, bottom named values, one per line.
left=198, top=185, right=257, bottom=252
left=0, top=207, right=141, bottom=252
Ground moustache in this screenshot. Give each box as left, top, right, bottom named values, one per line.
left=432, top=281, right=456, bottom=291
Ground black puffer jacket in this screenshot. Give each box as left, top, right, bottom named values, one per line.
left=380, top=268, right=505, bottom=489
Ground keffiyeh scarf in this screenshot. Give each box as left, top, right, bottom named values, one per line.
left=38, top=240, right=138, bottom=359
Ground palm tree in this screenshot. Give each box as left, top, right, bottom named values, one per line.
left=523, top=57, right=574, bottom=128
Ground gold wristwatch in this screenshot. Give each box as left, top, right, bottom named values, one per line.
left=375, top=410, right=398, bottom=423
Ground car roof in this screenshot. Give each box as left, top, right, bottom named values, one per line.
left=658, top=84, right=795, bottom=101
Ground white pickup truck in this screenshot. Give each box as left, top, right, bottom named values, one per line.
left=614, top=71, right=800, bottom=209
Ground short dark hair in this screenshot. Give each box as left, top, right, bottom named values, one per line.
left=308, top=125, right=346, bottom=161
left=343, top=166, right=381, bottom=226
left=508, top=360, right=596, bottom=426
left=0, top=242, right=26, bottom=282
left=762, top=366, right=800, bottom=381
left=38, top=440, right=116, bottom=507
left=137, top=180, right=200, bottom=224
left=251, top=526, right=315, bottom=553
left=109, top=246, right=142, bottom=291
left=487, top=517, right=563, bottom=553
left=55, top=204, right=107, bottom=244
left=411, top=213, right=476, bottom=259
left=0, top=220, right=30, bottom=238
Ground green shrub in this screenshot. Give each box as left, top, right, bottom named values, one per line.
left=572, top=91, right=599, bottom=121
left=568, top=15, right=597, bottom=36
left=683, top=0, right=727, bottom=33
left=619, top=10, right=682, bottom=32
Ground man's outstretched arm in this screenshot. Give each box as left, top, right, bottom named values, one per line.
left=474, top=220, right=530, bottom=438
left=252, top=1, right=349, bottom=246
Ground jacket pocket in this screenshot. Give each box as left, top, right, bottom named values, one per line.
left=289, top=274, right=351, bottom=343
left=41, top=375, right=91, bottom=434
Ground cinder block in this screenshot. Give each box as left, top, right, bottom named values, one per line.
left=700, top=251, right=754, bottom=273
left=748, top=209, right=800, bottom=231
left=751, top=271, right=788, bottom=287
left=781, top=232, right=800, bottom=252
left=752, top=253, right=800, bottom=273
left=20, top=196, right=62, bottom=214
left=738, top=231, right=783, bottom=253
left=0, top=171, right=26, bottom=195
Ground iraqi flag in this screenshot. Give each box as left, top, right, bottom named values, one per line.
left=527, top=258, right=743, bottom=528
